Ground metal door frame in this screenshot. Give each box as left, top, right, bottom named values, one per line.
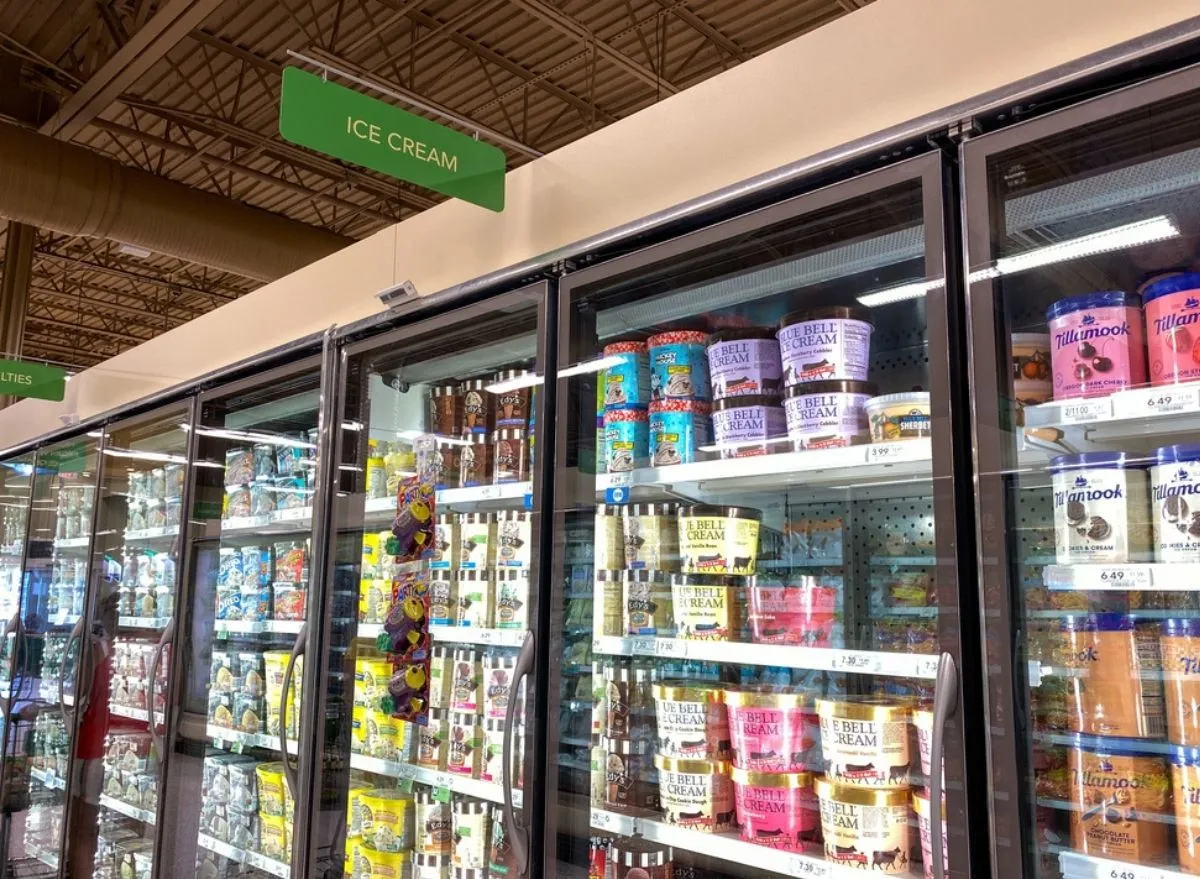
left=546, top=150, right=980, bottom=877
left=305, top=283, right=554, bottom=877
left=961, top=53, right=1200, bottom=879
left=0, top=449, right=40, bottom=879
left=156, top=348, right=326, bottom=879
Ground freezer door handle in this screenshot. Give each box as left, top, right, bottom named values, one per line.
left=0, top=611, right=21, bottom=716
left=146, top=617, right=174, bottom=766
left=502, top=630, right=535, bottom=877
left=58, top=617, right=85, bottom=721
left=280, top=622, right=306, bottom=797
left=929, top=651, right=959, bottom=879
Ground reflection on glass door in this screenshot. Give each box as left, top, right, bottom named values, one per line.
left=1, top=436, right=101, bottom=877
left=309, top=284, right=548, bottom=878
left=62, top=405, right=192, bottom=878
left=0, top=452, right=35, bottom=874
left=966, top=65, right=1200, bottom=879
left=160, top=362, right=323, bottom=879
left=550, top=156, right=965, bottom=879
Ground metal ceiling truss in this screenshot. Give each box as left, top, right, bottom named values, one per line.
left=0, top=0, right=865, bottom=369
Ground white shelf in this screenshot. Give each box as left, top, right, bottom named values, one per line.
left=869, top=605, right=938, bottom=617
left=118, top=615, right=169, bottom=631
left=363, top=482, right=532, bottom=520
left=214, top=619, right=305, bottom=637
left=197, top=832, right=290, bottom=878
left=429, top=625, right=527, bottom=648
left=596, top=440, right=931, bottom=502
left=1044, top=564, right=1200, bottom=591
left=357, top=623, right=384, bottom=640
left=124, top=526, right=179, bottom=542
left=110, top=704, right=164, bottom=724
left=99, top=794, right=156, bottom=824
left=589, top=809, right=873, bottom=879
left=47, top=610, right=81, bottom=627
left=53, top=536, right=91, bottom=550
left=30, top=767, right=65, bottom=790
left=869, top=556, right=937, bottom=566
left=1026, top=382, right=1200, bottom=438
left=592, top=636, right=940, bottom=679
left=220, top=507, right=313, bottom=536
left=207, top=724, right=298, bottom=753
left=1058, top=850, right=1191, bottom=879
left=348, top=753, right=520, bottom=806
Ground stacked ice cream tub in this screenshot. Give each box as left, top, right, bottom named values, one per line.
left=596, top=313, right=934, bottom=475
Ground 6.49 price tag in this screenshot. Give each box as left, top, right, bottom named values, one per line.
left=1094, top=566, right=1152, bottom=589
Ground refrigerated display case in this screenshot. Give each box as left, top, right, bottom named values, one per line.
left=303, top=283, right=551, bottom=878
left=0, top=436, right=102, bottom=877
left=55, top=405, right=192, bottom=878
left=546, top=154, right=971, bottom=879
left=158, top=358, right=326, bottom=879
left=966, top=62, right=1200, bottom=879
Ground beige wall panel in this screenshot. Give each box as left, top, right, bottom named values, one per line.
left=2, top=0, right=1197, bottom=449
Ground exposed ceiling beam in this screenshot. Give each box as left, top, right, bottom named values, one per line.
left=32, top=250, right=241, bottom=302
left=29, top=287, right=183, bottom=333
left=29, top=280, right=201, bottom=323
left=40, top=0, right=226, bottom=140
left=652, top=1, right=750, bottom=62
left=505, top=0, right=679, bottom=94
left=26, top=314, right=149, bottom=344
left=124, top=98, right=440, bottom=211
left=301, top=48, right=543, bottom=160
left=402, top=7, right=618, bottom=125
left=22, top=340, right=106, bottom=366
left=91, top=117, right=402, bottom=225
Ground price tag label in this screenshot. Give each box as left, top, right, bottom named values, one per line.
left=787, top=856, right=828, bottom=878
left=655, top=639, right=687, bottom=658
left=523, top=492, right=534, bottom=510
left=1115, top=384, right=1200, bottom=419
left=477, top=485, right=497, bottom=500
left=475, top=629, right=494, bottom=644
left=434, top=786, right=452, bottom=803
left=833, top=652, right=876, bottom=672
left=915, top=655, right=941, bottom=678
left=630, top=637, right=655, bottom=654
left=1060, top=398, right=1111, bottom=424
left=866, top=443, right=898, bottom=463
left=590, top=809, right=615, bottom=831
left=1094, top=566, right=1152, bottom=589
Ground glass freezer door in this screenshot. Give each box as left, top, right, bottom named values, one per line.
left=308, top=283, right=549, bottom=878
left=549, top=154, right=969, bottom=879
left=966, top=63, right=1200, bottom=879
left=158, top=360, right=324, bottom=879
left=60, top=404, right=192, bottom=879
left=0, top=453, right=36, bottom=869
left=0, top=436, right=102, bottom=878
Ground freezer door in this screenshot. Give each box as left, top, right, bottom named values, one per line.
left=54, top=404, right=193, bottom=879
left=156, top=358, right=325, bottom=879
left=548, top=154, right=971, bottom=879
left=304, top=283, right=550, bottom=878
left=0, top=436, right=103, bottom=878
left=965, top=61, right=1200, bottom=879
left=0, top=452, right=37, bottom=870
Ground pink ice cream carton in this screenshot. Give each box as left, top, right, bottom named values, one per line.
left=723, top=687, right=819, bottom=772
left=913, top=789, right=948, bottom=879
left=1142, top=273, right=1200, bottom=386
left=730, top=767, right=820, bottom=852
left=1047, top=291, right=1146, bottom=399
left=748, top=581, right=838, bottom=646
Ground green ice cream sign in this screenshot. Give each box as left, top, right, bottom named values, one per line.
left=279, top=66, right=506, bottom=211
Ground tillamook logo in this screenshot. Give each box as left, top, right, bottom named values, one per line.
left=1053, top=475, right=1124, bottom=508
left=1053, top=321, right=1130, bottom=350
left=1154, top=468, right=1200, bottom=501
left=1153, top=297, right=1200, bottom=334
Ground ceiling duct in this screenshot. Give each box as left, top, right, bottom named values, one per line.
left=0, top=120, right=353, bottom=282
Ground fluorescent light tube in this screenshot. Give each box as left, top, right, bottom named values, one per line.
left=970, top=215, right=1180, bottom=282
left=856, top=280, right=943, bottom=308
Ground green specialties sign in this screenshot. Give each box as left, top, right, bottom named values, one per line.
left=0, top=358, right=66, bottom=401
left=279, top=67, right=506, bottom=211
